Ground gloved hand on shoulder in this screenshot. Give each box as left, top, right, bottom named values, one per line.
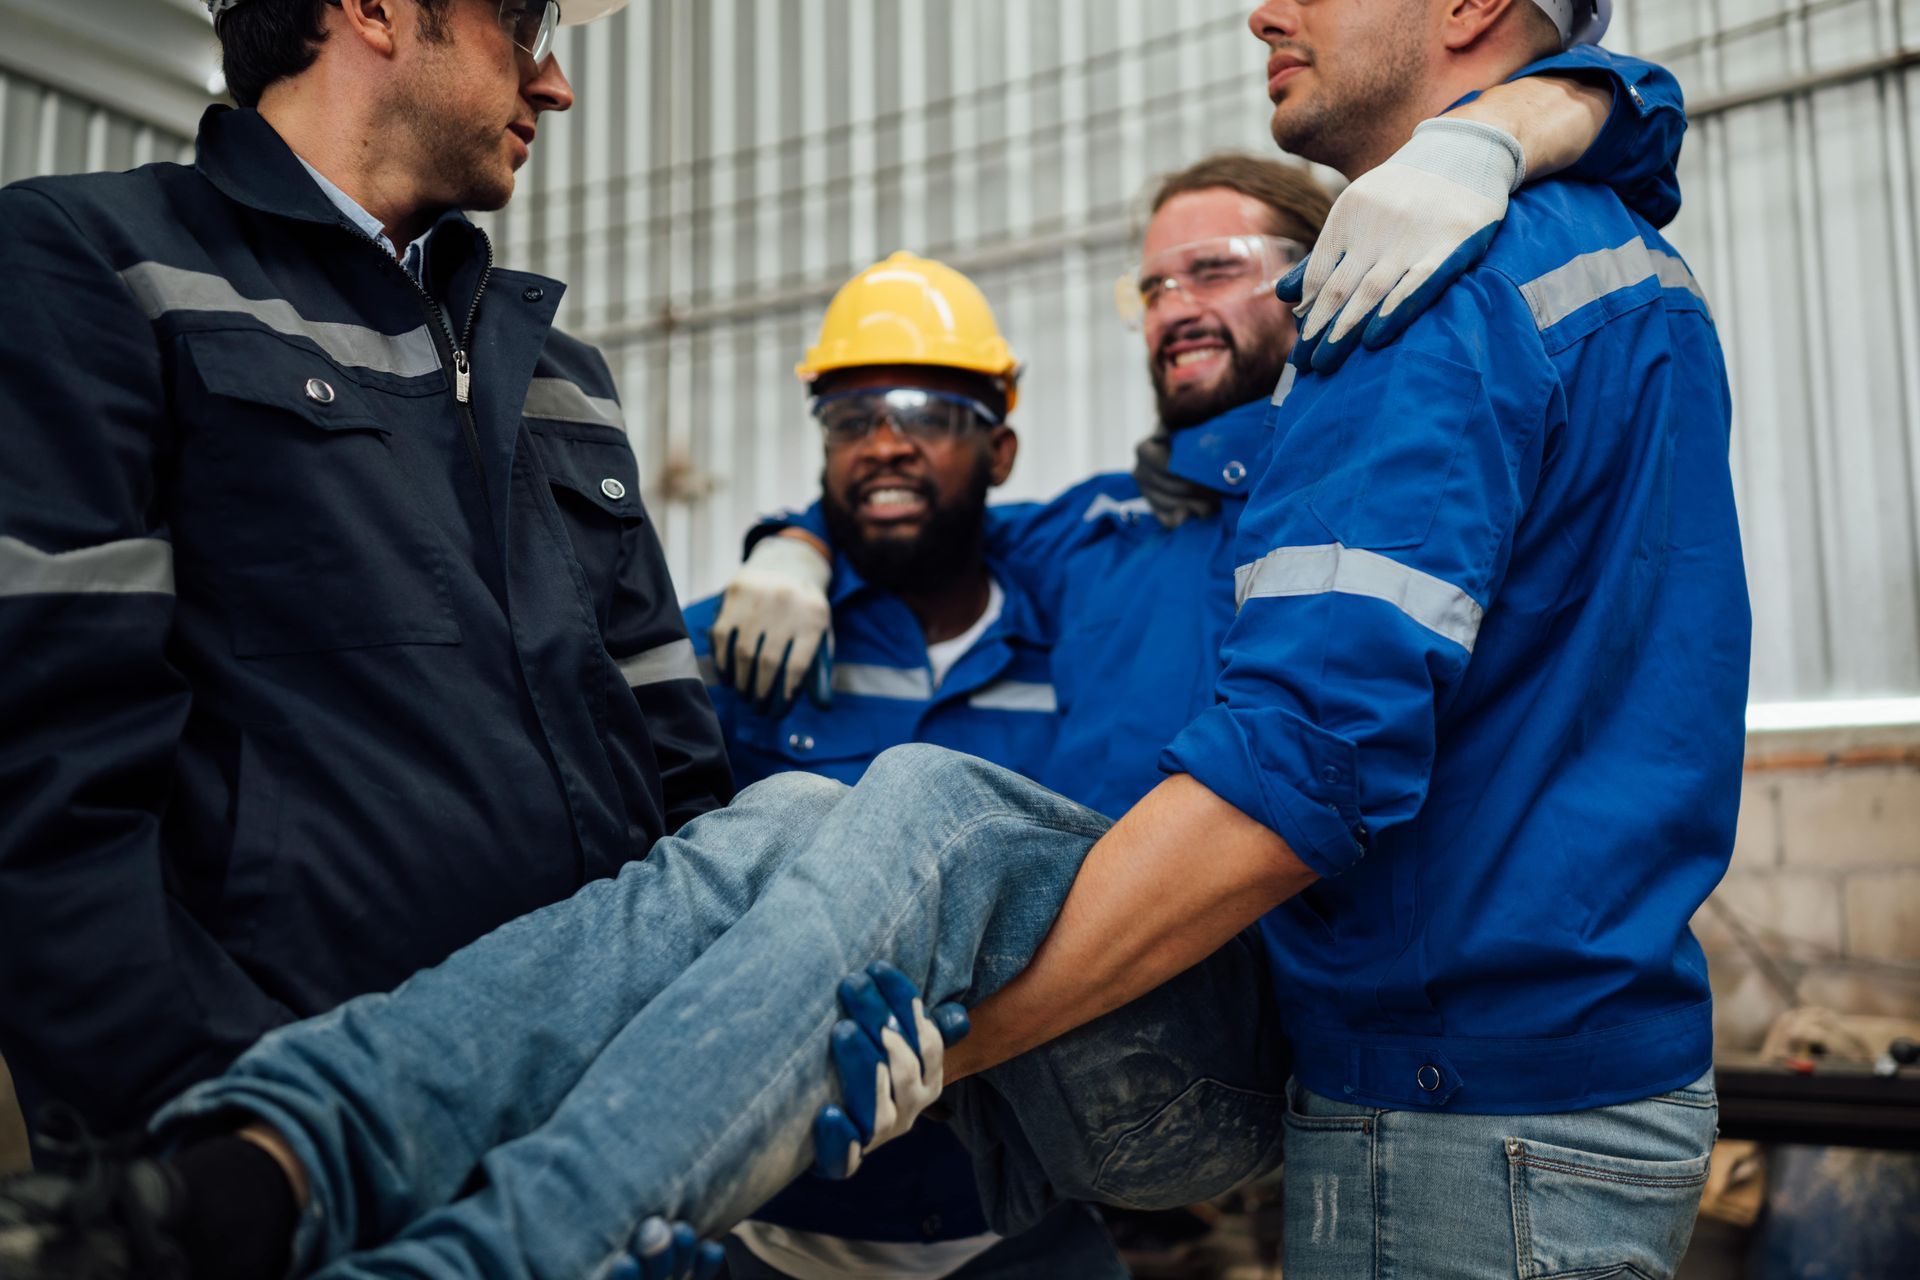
left=1283, top=116, right=1525, bottom=374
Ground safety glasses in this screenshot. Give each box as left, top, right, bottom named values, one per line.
left=498, top=0, right=561, bottom=65
left=810, top=388, right=1003, bottom=448
left=1114, top=234, right=1306, bottom=330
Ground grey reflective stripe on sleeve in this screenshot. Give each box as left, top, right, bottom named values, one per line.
left=0, top=535, right=174, bottom=597
left=832, top=663, right=933, bottom=700
left=524, top=377, right=626, bottom=429
left=967, top=680, right=1058, bottom=713
left=1234, top=543, right=1483, bottom=653
left=616, top=638, right=701, bottom=687
left=1518, top=239, right=1711, bottom=332
left=1082, top=493, right=1153, bottom=523
left=697, top=654, right=721, bottom=686
left=119, top=262, right=441, bottom=378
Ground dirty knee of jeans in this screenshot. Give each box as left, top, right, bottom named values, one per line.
left=1092, top=1078, right=1287, bottom=1210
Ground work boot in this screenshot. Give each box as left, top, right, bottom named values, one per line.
left=0, top=1108, right=188, bottom=1280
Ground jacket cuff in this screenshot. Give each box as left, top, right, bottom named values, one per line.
left=741, top=502, right=831, bottom=559
left=1160, top=704, right=1370, bottom=879
left=1513, top=46, right=1680, bottom=180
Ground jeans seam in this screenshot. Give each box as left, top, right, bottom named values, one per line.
left=1510, top=1154, right=1708, bottom=1188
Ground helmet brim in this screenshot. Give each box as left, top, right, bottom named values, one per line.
left=559, top=0, right=631, bottom=26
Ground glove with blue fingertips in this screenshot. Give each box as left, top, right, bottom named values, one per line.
left=812, top=962, right=971, bottom=1180
left=711, top=534, right=835, bottom=717
left=1286, top=116, right=1525, bottom=375
left=607, top=1216, right=725, bottom=1280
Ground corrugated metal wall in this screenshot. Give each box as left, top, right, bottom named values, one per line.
left=494, top=0, right=1920, bottom=710
left=4, top=3, right=1912, bottom=707
left=0, top=67, right=192, bottom=185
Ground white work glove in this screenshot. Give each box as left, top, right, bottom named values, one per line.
left=709, top=535, right=833, bottom=716
left=811, top=962, right=971, bottom=1179
left=1281, top=116, right=1525, bottom=374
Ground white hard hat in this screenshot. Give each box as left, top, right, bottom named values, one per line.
left=1532, top=0, right=1611, bottom=46
left=558, top=0, right=630, bottom=24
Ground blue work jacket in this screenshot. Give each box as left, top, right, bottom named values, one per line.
left=987, top=400, right=1270, bottom=819
left=0, top=107, right=731, bottom=1130
left=685, top=557, right=1058, bottom=791
left=1164, top=171, right=1748, bottom=1117
left=683, top=556, right=1056, bottom=1245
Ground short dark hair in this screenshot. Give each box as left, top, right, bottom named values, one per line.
left=215, top=0, right=452, bottom=109
left=1148, top=152, right=1333, bottom=249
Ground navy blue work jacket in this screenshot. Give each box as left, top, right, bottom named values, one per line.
left=0, top=107, right=731, bottom=1129
left=683, top=556, right=1056, bottom=1246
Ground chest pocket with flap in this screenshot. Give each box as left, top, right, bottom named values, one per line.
left=176, top=328, right=460, bottom=657
left=525, top=414, right=644, bottom=627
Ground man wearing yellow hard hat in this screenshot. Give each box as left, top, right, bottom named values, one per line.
left=688, top=253, right=1126, bottom=1279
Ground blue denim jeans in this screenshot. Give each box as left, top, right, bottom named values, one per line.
left=152, top=744, right=1709, bottom=1280
left=154, top=746, right=1290, bottom=1279
left=1282, top=1072, right=1718, bottom=1279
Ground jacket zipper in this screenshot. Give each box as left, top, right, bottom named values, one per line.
left=341, top=223, right=496, bottom=500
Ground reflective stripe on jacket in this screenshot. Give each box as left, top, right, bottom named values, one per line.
left=685, top=556, right=1057, bottom=792
left=0, top=106, right=731, bottom=1129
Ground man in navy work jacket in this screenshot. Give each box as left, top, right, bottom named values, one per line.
left=0, top=0, right=728, bottom=1148
left=0, top=3, right=1744, bottom=1279
left=684, top=252, right=1122, bottom=1280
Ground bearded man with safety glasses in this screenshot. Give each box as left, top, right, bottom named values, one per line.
left=0, top=3, right=739, bottom=1274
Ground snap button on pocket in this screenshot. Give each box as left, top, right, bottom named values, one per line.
left=788, top=733, right=815, bottom=753
left=1417, top=1064, right=1443, bottom=1093
left=305, top=378, right=336, bottom=404
left=600, top=477, right=627, bottom=500
left=523, top=286, right=545, bottom=303
left=1222, top=460, right=1248, bottom=485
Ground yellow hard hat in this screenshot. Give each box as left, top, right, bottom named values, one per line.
left=797, top=251, right=1021, bottom=412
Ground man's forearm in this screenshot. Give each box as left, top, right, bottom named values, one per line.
left=945, top=774, right=1317, bottom=1082
left=1448, top=74, right=1612, bottom=178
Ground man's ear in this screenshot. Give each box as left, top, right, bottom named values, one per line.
left=987, top=425, right=1018, bottom=487
left=1439, top=0, right=1520, bottom=52
left=336, top=0, right=403, bottom=59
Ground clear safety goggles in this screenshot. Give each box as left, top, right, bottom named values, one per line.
left=1113, top=234, right=1306, bottom=330
left=810, top=387, right=1004, bottom=448
left=499, top=0, right=561, bottom=65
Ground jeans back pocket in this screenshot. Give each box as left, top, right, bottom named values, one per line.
left=1508, top=1135, right=1711, bottom=1279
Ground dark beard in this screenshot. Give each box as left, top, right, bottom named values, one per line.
left=822, top=457, right=993, bottom=596
left=1152, top=340, right=1289, bottom=433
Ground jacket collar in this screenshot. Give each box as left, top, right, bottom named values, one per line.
left=195, top=106, right=355, bottom=227
left=1166, top=397, right=1273, bottom=495
left=830, top=549, right=1049, bottom=650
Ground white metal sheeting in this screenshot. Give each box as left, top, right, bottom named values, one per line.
left=0, top=67, right=191, bottom=187
left=486, top=0, right=1920, bottom=711
left=0, top=2, right=1912, bottom=709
